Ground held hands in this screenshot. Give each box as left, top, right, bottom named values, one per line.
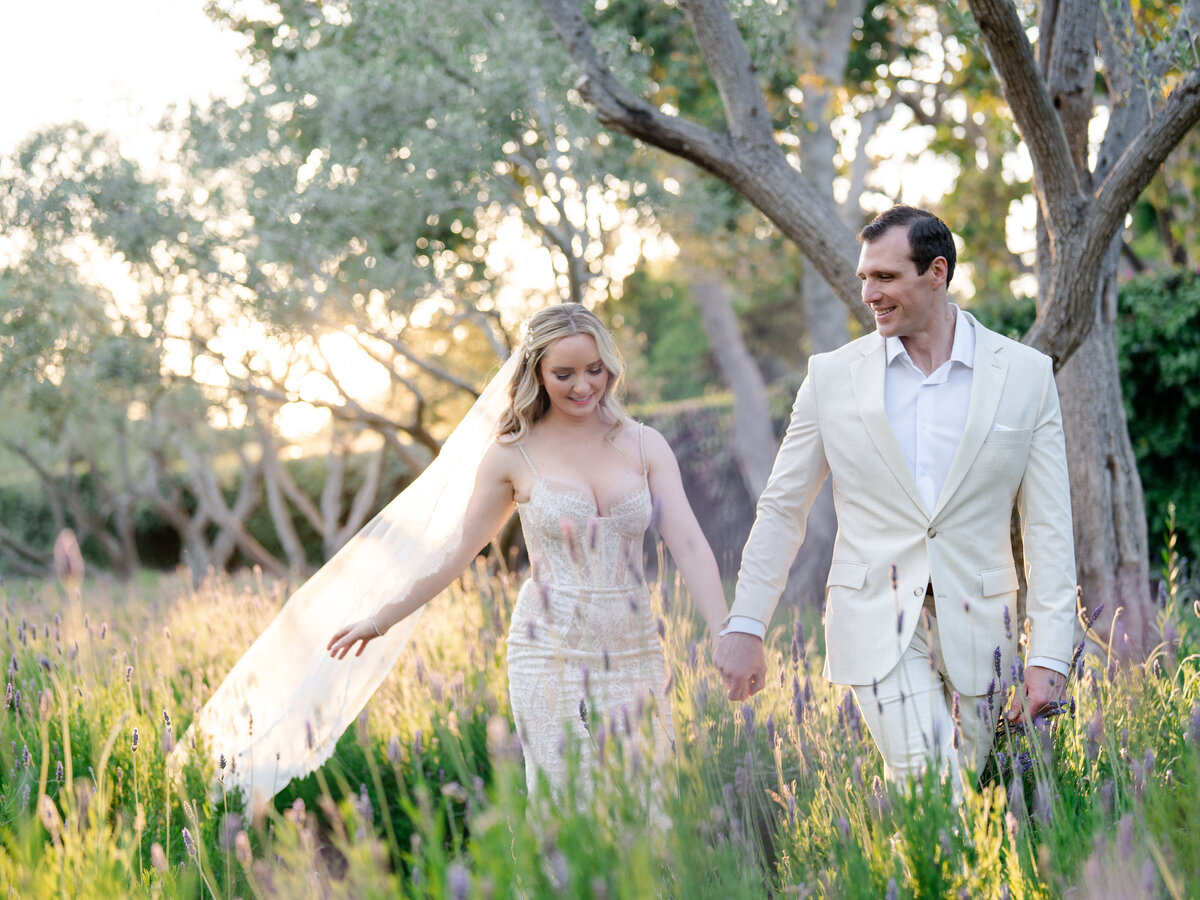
left=327, top=616, right=387, bottom=660
left=714, top=631, right=767, bottom=702
left=1006, top=664, right=1066, bottom=724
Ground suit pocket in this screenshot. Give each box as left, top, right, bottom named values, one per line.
left=827, top=561, right=868, bottom=590
left=983, top=428, right=1032, bottom=445
left=980, top=565, right=1019, bottom=597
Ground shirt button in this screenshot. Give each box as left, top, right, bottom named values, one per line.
left=913, top=587, right=923, bottom=597
left=927, top=527, right=937, bottom=538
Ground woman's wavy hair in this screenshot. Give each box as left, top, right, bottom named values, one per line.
left=496, top=303, right=627, bottom=442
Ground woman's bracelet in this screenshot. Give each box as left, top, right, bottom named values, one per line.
left=369, top=615, right=383, bottom=637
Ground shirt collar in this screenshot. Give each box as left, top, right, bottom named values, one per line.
left=885, top=304, right=975, bottom=369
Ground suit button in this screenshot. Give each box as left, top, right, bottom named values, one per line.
left=913, top=587, right=923, bottom=597
left=927, top=527, right=937, bottom=538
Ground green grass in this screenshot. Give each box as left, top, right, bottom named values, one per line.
left=2, top=548, right=1199, bottom=898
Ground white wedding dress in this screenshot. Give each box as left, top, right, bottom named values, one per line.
left=506, top=425, right=676, bottom=804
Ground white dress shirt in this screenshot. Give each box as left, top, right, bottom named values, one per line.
left=725, top=306, right=1068, bottom=675
left=884, top=305, right=974, bottom=514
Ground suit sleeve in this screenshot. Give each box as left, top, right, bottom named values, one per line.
left=730, top=357, right=830, bottom=626
left=1017, top=356, right=1079, bottom=664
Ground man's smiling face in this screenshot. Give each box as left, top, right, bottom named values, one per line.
left=856, top=225, right=948, bottom=340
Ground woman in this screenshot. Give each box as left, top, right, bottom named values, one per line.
left=180, top=304, right=725, bottom=816
left=328, top=303, right=728, bottom=800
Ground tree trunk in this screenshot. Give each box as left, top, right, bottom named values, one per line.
left=1055, top=254, right=1151, bottom=655
left=785, top=0, right=860, bottom=606
left=260, top=425, right=313, bottom=573
left=688, top=273, right=776, bottom=499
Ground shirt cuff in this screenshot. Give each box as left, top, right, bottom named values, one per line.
left=1026, top=655, right=1069, bottom=677
left=720, top=615, right=766, bottom=639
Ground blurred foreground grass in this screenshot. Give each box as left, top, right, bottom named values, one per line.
left=2, top=543, right=1199, bottom=898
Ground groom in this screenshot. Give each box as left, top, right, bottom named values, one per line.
left=715, top=206, right=1078, bottom=785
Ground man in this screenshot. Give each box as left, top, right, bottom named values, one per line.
left=714, top=206, right=1078, bottom=786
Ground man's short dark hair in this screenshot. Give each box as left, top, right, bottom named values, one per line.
left=858, top=205, right=956, bottom=285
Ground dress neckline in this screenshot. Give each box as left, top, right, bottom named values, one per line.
left=523, top=476, right=650, bottom=520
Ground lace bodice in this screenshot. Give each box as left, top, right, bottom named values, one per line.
left=514, top=425, right=652, bottom=592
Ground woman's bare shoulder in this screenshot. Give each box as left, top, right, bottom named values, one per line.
left=479, top=435, right=526, bottom=477
left=630, top=423, right=683, bottom=474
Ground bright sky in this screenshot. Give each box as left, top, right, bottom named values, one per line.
left=0, top=0, right=248, bottom=158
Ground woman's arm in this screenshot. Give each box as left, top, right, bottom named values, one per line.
left=642, top=426, right=729, bottom=640
left=328, top=442, right=517, bottom=658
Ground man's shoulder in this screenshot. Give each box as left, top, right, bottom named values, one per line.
left=810, top=332, right=881, bottom=370
left=967, top=313, right=1052, bottom=368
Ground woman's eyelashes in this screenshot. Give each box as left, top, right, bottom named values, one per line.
left=553, top=367, right=604, bottom=381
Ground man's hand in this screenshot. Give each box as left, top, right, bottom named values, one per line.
left=714, top=632, right=767, bottom=702
left=1006, top=664, right=1066, bottom=723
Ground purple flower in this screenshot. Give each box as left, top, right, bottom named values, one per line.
left=448, top=862, right=470, bottom=900
left=355, top=784, right=373, bottom=823
left=181, top=827, right=197, bottom=859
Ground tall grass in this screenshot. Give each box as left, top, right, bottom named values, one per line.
left=2, top=535, right=1199, bottom=898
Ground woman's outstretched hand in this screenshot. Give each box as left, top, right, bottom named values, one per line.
left=327, top=619, right=385, bottom=659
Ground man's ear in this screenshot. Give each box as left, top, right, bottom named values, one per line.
left=929, top=256, right=949, bottom=288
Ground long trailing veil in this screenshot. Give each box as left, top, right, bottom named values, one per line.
left=175, top=354, right=518, bottom=815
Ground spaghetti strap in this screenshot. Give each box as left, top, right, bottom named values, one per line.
left=515, top=442, right=539, bottom=477
left=638, top=422, right=649, bottom=487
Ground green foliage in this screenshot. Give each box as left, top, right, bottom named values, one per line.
left=605, top=270, right=719, bottom=402
left=971, top=270, right=1200, bottom=567
left=1117, top=271, right=1200, bottom=565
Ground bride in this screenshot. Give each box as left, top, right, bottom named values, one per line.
left=184, top=303, right=728, bottom=812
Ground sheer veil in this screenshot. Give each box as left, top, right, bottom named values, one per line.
left=175, top=354, right=518, bottom=815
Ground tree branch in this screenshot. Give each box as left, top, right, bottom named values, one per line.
left=542, top=0, right=870, bottom=324
left=678, top=0, right=778, bottom=150
left=966, top=0, right=1086, bottom=228
left=541, top=0, right=738, bottom=168
left=1093, top=67, right=1200, bottom=260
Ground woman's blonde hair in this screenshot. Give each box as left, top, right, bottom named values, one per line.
left=496, top=303, right=627, bottom=442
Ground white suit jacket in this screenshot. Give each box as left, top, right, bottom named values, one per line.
left=731, top=313, right=1078, bottom=695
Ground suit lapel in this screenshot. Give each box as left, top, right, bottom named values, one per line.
left=932, top=320, right=1009, bottom=519
left=849, top=336, right=929, bottom=517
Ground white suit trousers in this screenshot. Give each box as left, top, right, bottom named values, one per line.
left=851, top=601, right=1001, bottom=791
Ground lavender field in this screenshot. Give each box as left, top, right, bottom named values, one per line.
left=2, top=543, right=1198, bottom=899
